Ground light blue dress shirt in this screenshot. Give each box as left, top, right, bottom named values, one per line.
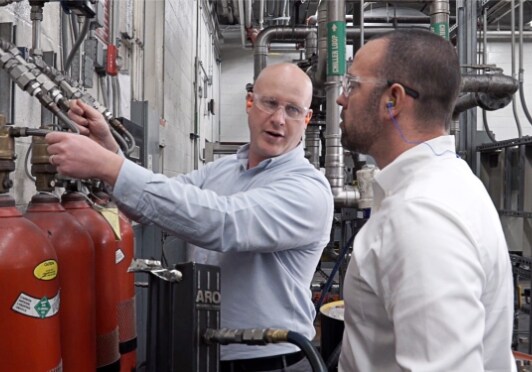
left=112, top=144, right=334, bottom=360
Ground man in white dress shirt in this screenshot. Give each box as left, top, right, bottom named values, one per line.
left=336, top=29, right=516, bottom=372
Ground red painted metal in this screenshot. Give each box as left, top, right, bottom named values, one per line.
left=25, top=193, right=97, bottom=371
left=0, top=195, right=62, bottom=371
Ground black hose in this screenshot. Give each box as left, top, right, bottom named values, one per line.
left=519, top=80, right=532, bottom=127
left=325, top=340, right=342, bottom=372
left=286, top=331, right=327, bottom=372
left=482, top=110, right=497, bottom=143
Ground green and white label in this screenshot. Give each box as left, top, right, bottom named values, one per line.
left=327, top=21, right=346, bottom=76
left=116, top=248, right=125, bottom=264
left=430, top=22, right=449, bottom=40
left=12, top=291, right=60, bottom=319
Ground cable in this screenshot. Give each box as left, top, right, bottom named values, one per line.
left=315, top=230, right=357, bottom=312
left=24, top=143, right=36, bottom=182
left=387, top=105, right=459, bottom=158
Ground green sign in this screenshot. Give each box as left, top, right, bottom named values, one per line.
left=327, top=21, right=346, bottom=76
left=430, top=22, right=449, bottom=40
left=35, top=297, right=51, bottom=319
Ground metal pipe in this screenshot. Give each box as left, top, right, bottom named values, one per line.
left=64, top=16, right=90, bottom=72
left=253, top=26, right=317, bottom=79
left=360, top=0, right=364, bottom=49
left=31, top=5, right=43, bottom=56
left=461, top=74, right=519, bottom=94
left=305, top=30, right=317, bottom=59
left=304, top=126, right=321, bottom=170
left=237, top=0, right=246, bottom=48
left=259, top=0, right=264, bottom=29
left=518, top=0, right=532, bottom=127
left=511, top=0, right=523, bottom=137
left=324, top=0, right=358, bottom=208
left=315, top=0, right=327, bottom=88
left=429, top=0, right=449, bottom=39
left=245, top=0, right=252, bottom=29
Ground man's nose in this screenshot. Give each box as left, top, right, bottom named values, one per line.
left=270, top=106, right=286, bottom=125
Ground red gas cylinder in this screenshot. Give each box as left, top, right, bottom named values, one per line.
left=117, top=213, right=137, bottom=372
left=0, top=195, right=62, bottom=371
left=91, top=191, right=137, bottom=372
left=25, top=193, right=97, bottom=371
left=62, top=191, right=120, bottom=371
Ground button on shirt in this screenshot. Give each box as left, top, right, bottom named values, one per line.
left=339, top=136, right=516, bottom=372
left=112, top=144, right=334, bottom=361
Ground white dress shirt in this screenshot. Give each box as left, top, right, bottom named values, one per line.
left=339, top=136, right=516, bottom=372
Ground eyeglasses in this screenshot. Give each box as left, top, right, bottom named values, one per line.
left=341, top=74, right=420, bottom=99
left=252, top=94, right=310, bottom=120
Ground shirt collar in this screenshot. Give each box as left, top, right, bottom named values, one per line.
left=236, top=143, right=305, bottom=170
left=374, top=135, right=457, bottom=195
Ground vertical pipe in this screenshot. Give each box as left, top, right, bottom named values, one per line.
left=245, top=0, right=252, bottom=29
left=324, top=0, right=358, bottom=207
left=511, top=0, right=523, bottom=137
left=456, top=2, right=465, bottom=154
left=518, top=0, right=532, bottom=126
left=430, top=0, right=450, bottom=40
left=360, top=0, right=364, bottom=49
left=259, top=0, right=265, bottom=30
left=305, top=126, right=321, bottom=170
left=238, top=0, right=246, bottom=48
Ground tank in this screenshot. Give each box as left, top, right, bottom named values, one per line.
left=0, top=195, right=62, bottom=371
left=117, top=213, right=137, bottom=372
left=62, top=191, right=121, bottom=371
left=91, top=191, right=137, bottom=372
left=25, top=193, right=97, bottom=371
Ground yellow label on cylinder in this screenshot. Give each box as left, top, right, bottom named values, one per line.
left=33, top=260, right=58, bottom=281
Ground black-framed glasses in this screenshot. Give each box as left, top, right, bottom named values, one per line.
left=252, top=93, right=311, bottom=120
left=341, top=74, right=420, bottom=99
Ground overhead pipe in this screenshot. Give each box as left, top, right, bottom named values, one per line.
left=323, top=0, right=359, bottom=208
left=452, top=74, right=519, bottom=120
left=253, top=26, right=317, bottom=79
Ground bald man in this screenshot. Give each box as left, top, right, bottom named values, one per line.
left=46, top=63, right=333, bottom=371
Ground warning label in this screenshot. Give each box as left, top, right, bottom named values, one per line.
left=116, top=248, right=125, bottom=264
left=33, top=260, right=58, bottom=281
left=12, top=291, right=60, bottom=319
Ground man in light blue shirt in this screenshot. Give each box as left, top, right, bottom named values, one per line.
left=46, top=63, right=334, bottom=371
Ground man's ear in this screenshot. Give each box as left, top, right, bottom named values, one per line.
left=246, top=93, right=253, bottom=111
left=304, top=110, right=313, bottom=125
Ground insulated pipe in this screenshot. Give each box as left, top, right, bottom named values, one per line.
left=324, top=0, right=359, bottom=208
left=315, top=0, right=327, bottom=88
left=360, top=0, right=364, bottom=49
left=429, top=0, right=449, bottom=39
left=305, top=30, right=317, bottom=59
left=453, top=74, right=518, bottom=120
left=461, top=74, right=519, bottom=94
left=253, top=26, right=317, bottom=79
